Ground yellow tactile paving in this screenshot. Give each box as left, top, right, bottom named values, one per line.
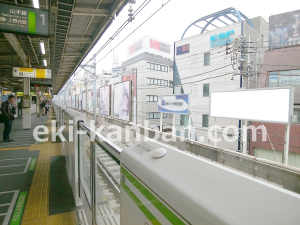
left=21, top=114, right=76, bottom=225
left=0, top=146, right=31, bottom=151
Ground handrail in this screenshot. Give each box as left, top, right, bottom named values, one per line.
left=79, top=122, right=122, bottom=157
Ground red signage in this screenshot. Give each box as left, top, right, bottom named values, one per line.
left=129, top=40, right=142, bottom=55
left=150, top=39, right=160, bottom=50
left=122, top=73, right=136, bottom=96
left=150, top=39, right=170, bottom=53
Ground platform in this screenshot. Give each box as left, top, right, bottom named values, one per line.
left=0, top=110, right=86, bottom=225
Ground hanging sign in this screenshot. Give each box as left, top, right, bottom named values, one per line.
left=0, top=3, right=49, bottom=36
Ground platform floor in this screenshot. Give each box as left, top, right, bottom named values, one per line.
left=0, top=109, right=85, bottom=225
left=0, top=113, right=48, bottom=147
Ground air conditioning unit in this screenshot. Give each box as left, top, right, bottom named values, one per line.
left=291, top=115, right=298, bottom=123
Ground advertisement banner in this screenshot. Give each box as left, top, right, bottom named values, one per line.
left=113, top=81, right=131, bottom=121
left=82, top=92, right=87, bottom=111
left=269, top=9, right=300, bottom=49
left=87, top=90, right=93, bottom=112
left=99, top=85, right=111, bottom=116
left=122, top=72, right=136, bottom=96
left=158, top=94, right=189, bottom=114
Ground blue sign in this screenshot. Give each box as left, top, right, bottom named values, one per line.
left=158, top=94, right=189, bottom=114
left=176, top=44, right=190, bottom=55
left=210, top=30, right=234, bottom=48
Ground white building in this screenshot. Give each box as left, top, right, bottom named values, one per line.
left=174, top=15, right=269, bottom=151
left=120, top=36, right=174, bottom=128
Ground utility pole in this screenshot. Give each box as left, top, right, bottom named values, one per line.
left=227, top=35, right=257, bottom=154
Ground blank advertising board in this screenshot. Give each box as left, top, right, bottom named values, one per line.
left=210, top=88, right=294, bottom=124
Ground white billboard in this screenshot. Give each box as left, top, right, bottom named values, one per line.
left=210, top=88, right=294, bottom=124
left=113, top=81, right=131, bottom=121
left=99, top=85, right=111, bottom=116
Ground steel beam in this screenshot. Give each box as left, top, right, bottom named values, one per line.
left=3, top=33, right=29, bottom=67
left=61, top=52, right=83, bottom=57
left=0, top=54, right=19, bottom=58
left=72, top=8, right=109, bottom=16
left=66, top=37, right=92, bottom=43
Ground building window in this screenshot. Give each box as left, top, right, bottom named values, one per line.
left=147, top=95, right=158, bottom=102
left=204, top=52, right=210, bottom=66
left=163, top=113, right=168, bottom=118
left=146, top=112, right=161, bottom=119
left=202, top=114, right=209, bottom=127
left=267, top=70, right=300, bottom=87
left=147, top=62, right=169, bottom=73
left=203, top=84, right=209, bottom=97
left=147, top=77, right=173, bottom=87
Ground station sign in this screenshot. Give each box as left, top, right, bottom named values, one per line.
left=16, top=92, right=36, bottom=96
left=0, top=3, right=49, bottom=36
left=3, top=91, right=12, bottom=95
left=13, top=67, right=51, bottom=79
left=158, top=94, right=189, bottom=115
left=30, top=79, right=52, bottom=87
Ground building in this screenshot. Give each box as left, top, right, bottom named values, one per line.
left=250, top=9, right=300, bottom=167
left=120, top=36, right=174, bottom=128
left=174, top=8, right=269, bottom=150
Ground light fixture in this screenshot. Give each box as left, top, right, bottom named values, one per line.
left=40, top=40, right=45, bottom=55
left=33, top=0, right=40, bottom=9
left=43, top=59, right=47, bottom=67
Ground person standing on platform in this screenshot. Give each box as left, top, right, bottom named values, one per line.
left=41, top=100, right=46, bottom=116
left=1, top=95, right=16, bottom=142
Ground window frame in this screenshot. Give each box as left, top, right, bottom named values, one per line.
left=202, top=114, right=209, bottom=128
left=203, top=83, right=210, bottom=97
left=204, top=52, right=210, bottom=66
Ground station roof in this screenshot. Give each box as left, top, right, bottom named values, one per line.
left=0, top=0, right=128, bottom=94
